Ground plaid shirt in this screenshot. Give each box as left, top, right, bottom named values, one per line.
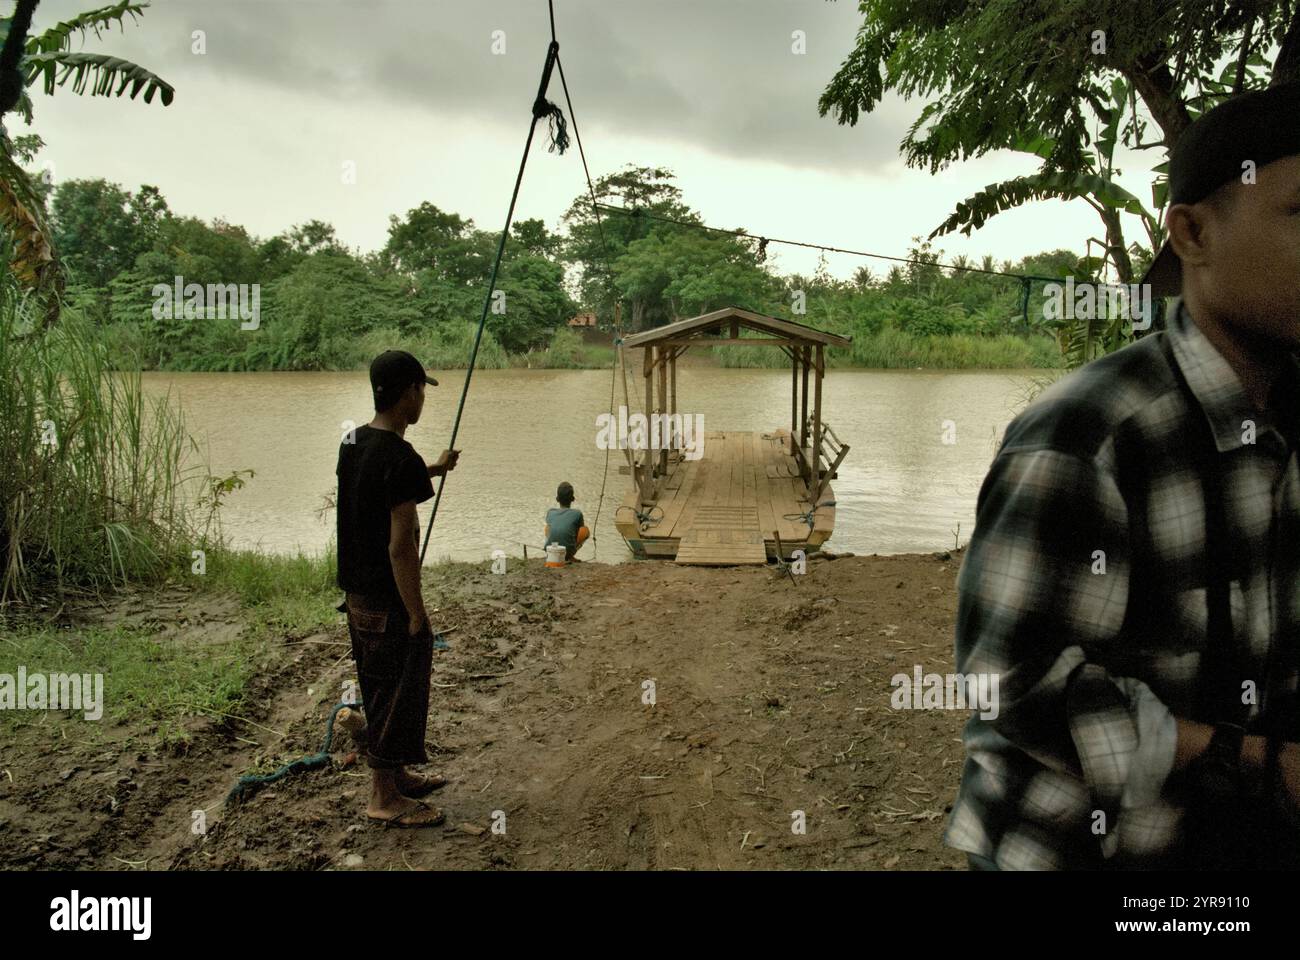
left=945, top=299, right=1300, bottom=869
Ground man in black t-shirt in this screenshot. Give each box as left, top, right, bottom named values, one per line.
left=336, top=350, right=459, bottom=827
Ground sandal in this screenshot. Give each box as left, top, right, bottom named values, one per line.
left=399, top=773, right=449, bottom=798
left=370, top=800, right=445, bottom=829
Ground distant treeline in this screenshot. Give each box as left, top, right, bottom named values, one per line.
left=47, top=165, right=1077, bottom=372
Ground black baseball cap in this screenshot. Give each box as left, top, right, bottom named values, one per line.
left=370, top=350, right=437, bottom=407
left=1144, top=81, right=1300, bottom=297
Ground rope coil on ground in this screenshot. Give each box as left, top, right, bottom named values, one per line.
left=225, top=700, right=360, bottom=805
left=226, top=617, right=452, bottom=804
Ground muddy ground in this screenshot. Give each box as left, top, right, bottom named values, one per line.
left=1, top=551, right=971, bottom=870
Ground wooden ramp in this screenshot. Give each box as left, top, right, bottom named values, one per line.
left=674, top=504, right=767, bottom=565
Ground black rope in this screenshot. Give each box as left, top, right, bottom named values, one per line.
left=420, top=10, right=568, bottom=563
left=533, top=42, right=570, bottom=155
left=556, top=51, right=623, bottom=559
left=615, top=503, right=663, bottom=532
left=594, top=202, right=1063, bottom=286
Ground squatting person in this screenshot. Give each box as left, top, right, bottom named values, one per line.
left=336, top=349, right=460, bottom=827
left=544, top=481, right=589, bottom=562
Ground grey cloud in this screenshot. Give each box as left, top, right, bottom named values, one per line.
left=36, top=0, right=907, bottom=172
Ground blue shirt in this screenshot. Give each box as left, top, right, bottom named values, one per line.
left=544, top=507, right=584, bottom=549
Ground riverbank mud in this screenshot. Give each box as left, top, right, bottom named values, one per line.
left=2, top=551, right=970, bottom=870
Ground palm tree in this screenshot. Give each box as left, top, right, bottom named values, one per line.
left=928, top=79, right=1165, bottom=367
left=931, top=79, right=1161, bottom=285
left=0, top=1, right=173, bottom=323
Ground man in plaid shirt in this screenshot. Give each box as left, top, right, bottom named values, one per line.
left=946, top=82, right=1300, bottom=869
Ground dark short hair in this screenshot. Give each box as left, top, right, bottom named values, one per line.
left=373, top=380, right=415, bottom=413
left=371, top=350, right=436, bottom=412
left=556, top=481, right=574, bottom=506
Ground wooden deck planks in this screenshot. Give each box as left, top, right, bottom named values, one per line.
left=754, top=433, right=779, bottom=541
left=674, top=504, right=766, bottom=565
left=621, top=429, right=832, bottom=563
left=656, top=455, right=697, bottom=539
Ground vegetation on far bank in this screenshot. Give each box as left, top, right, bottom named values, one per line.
left=39, top=164, right=1081, bottom=374
left=713, top=327, right=1060, bottom=370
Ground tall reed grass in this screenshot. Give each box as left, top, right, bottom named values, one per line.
left=0, top=270, right=199, bottom=603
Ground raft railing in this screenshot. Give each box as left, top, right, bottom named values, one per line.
left=793, top=418, right=849, bottom=503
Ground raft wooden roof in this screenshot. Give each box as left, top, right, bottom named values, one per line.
left=619, top=306, right=851, bottom=349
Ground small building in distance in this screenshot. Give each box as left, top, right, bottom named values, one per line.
left=567, top=311, right=598, bottom=327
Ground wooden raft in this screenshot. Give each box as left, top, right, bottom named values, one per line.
left=614, top=307, right=848, bottom=564
left=615, top=429, right=834, bottom=565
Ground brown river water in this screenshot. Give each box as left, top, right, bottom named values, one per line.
left=141, top=366, right=1046, bottom=563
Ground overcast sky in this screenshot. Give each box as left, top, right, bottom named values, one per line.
left=24, top=0, right=1162, bottom=280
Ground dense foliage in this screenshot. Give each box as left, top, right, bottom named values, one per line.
left=819, top=0, right=1300, bottom=364
left=41, top=165, right=1075, bottom=372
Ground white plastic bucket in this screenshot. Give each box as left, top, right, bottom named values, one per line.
left=544, top=542, right=567, bottom=568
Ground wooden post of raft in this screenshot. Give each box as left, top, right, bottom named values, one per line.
left=658, top=342, right=669, bottom=476
left=670, top=346, right=678, bottom=416
left=799, top=346, right=810, bottom=471
left=789, top=345, right=797, bottom=437
left=643, top=345, right=654, bottom=502
left=669, top=345, right=680, bottom=464
left=812, top=344, right=824, bottom=503
left=617, top=341, right=636, bottom=474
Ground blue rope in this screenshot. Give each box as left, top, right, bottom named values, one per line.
left=784, top=500, right=837, bottom=532
left=225, top=700, right=361, bottom=805
left=224, top=629, right=451, bottom=804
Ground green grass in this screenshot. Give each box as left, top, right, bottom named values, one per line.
left=0, top=271, right=200, bottom=604
left=0, top=549, right=523, bottom=751
left=510, top=326, right=616, bottom=369
left=197, top=546, right=340, bottom=639
left=0, top=264, right=337, bottom=748
left=0, top=623, right=258, bottom=748
left=0, top=547, right=342, bottom=749
left=845, top=328, right=1062, bottom=369
left=344, top=323, right=511, bottom=370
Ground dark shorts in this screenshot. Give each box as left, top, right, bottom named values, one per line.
left=344, top=593, right=433, bottom=769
